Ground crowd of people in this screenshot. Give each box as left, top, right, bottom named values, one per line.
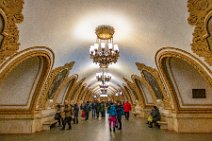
left=54, top=100, right=132, bottom=131
left=54, top=100, right=161, bottom=131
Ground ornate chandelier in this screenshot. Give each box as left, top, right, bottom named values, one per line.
left=96, top=72, right=111, bottom=82
left=89, top=25, right=120, bottom=68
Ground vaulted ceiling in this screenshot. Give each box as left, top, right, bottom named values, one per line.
left=18, top=0, right=194, bottom=95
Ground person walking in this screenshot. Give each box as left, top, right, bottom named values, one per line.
left=123, top=101, right=132, bottom=120
left=96, top=101, right=101, bottom=119
left=107, top=102, right=117, bottom=132
left=73, top=103, right=79, bottom=124
left=84, top=101, right=91, bottom=120
left=62, top=100, right=72, bottom=130
left=116, top=101, right=124, bottom=130
left=91, top=102, right=97, bottom=119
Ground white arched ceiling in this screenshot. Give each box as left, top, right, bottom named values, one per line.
left=18, top=0, right=193, bottom=89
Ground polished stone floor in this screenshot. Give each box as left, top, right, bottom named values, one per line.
left=1, top=116, right=212, bottom=141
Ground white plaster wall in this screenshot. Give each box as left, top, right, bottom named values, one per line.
left=0, top=57, right=41, bottom=108
left=168, top=58, right=212, bottom=107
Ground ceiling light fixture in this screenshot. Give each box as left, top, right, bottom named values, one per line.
left=89, top=25, right=120, bottom=68
left=96, top=71, right=111, bottom=82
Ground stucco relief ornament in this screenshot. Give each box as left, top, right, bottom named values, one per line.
left=193, top=0, right=208, bottom=10
left=187, top=0, right=212, bottom=65
left=0, top=0, right=24, bottom=64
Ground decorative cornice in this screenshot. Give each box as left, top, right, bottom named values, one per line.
left=187, top=0, right=212, bottom=65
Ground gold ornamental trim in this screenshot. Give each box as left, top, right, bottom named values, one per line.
left=187, top=0, right=212, bottom=65
left=0, top=0, right=24, bottom=63
left=95, top=25, right=114, bottom=40
left=155, top=47, right=212, bottom=113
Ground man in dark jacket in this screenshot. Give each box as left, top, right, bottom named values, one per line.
left=73, top=103, right=79, bottom=124
left=116, top=101, right=124, bottom=130
left=83, top=101, right=91, bottom=120
left=148, top=106, right=161, bottom=128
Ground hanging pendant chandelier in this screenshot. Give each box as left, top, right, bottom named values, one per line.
left=89, top=25, right=120, bottom=68
left=96, top=71, right=111, bottom=82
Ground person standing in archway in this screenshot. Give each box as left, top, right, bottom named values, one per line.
left=123, top=101, right=132, bottom=120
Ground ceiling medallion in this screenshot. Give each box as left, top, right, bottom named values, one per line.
left=89, top=25, right=120, bottom=68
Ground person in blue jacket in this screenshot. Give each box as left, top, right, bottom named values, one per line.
left=107, top=102, right=117, bottom=132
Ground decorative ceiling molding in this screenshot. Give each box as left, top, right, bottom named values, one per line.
left=187, top=0, right=212, bottom=65
left=0, top=0, right=24, bottom=63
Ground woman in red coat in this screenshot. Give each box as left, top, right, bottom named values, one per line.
left=123, top=101, right=131, bottom=120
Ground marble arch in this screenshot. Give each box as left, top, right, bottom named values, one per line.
left=54, top=74, right=78, bottom=105
left=131, top=75, right=156, bottom=109
left=123, top=77, right=143, bottom=104
left=0, top=46, right=54, bottom=114
left=155, top=47, right=212, bottom=112
left=37, top=61, right=75, bottom=109
left=123, top=85, right=136, bottom=104
left=136, top=63, right=171, bottom=110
